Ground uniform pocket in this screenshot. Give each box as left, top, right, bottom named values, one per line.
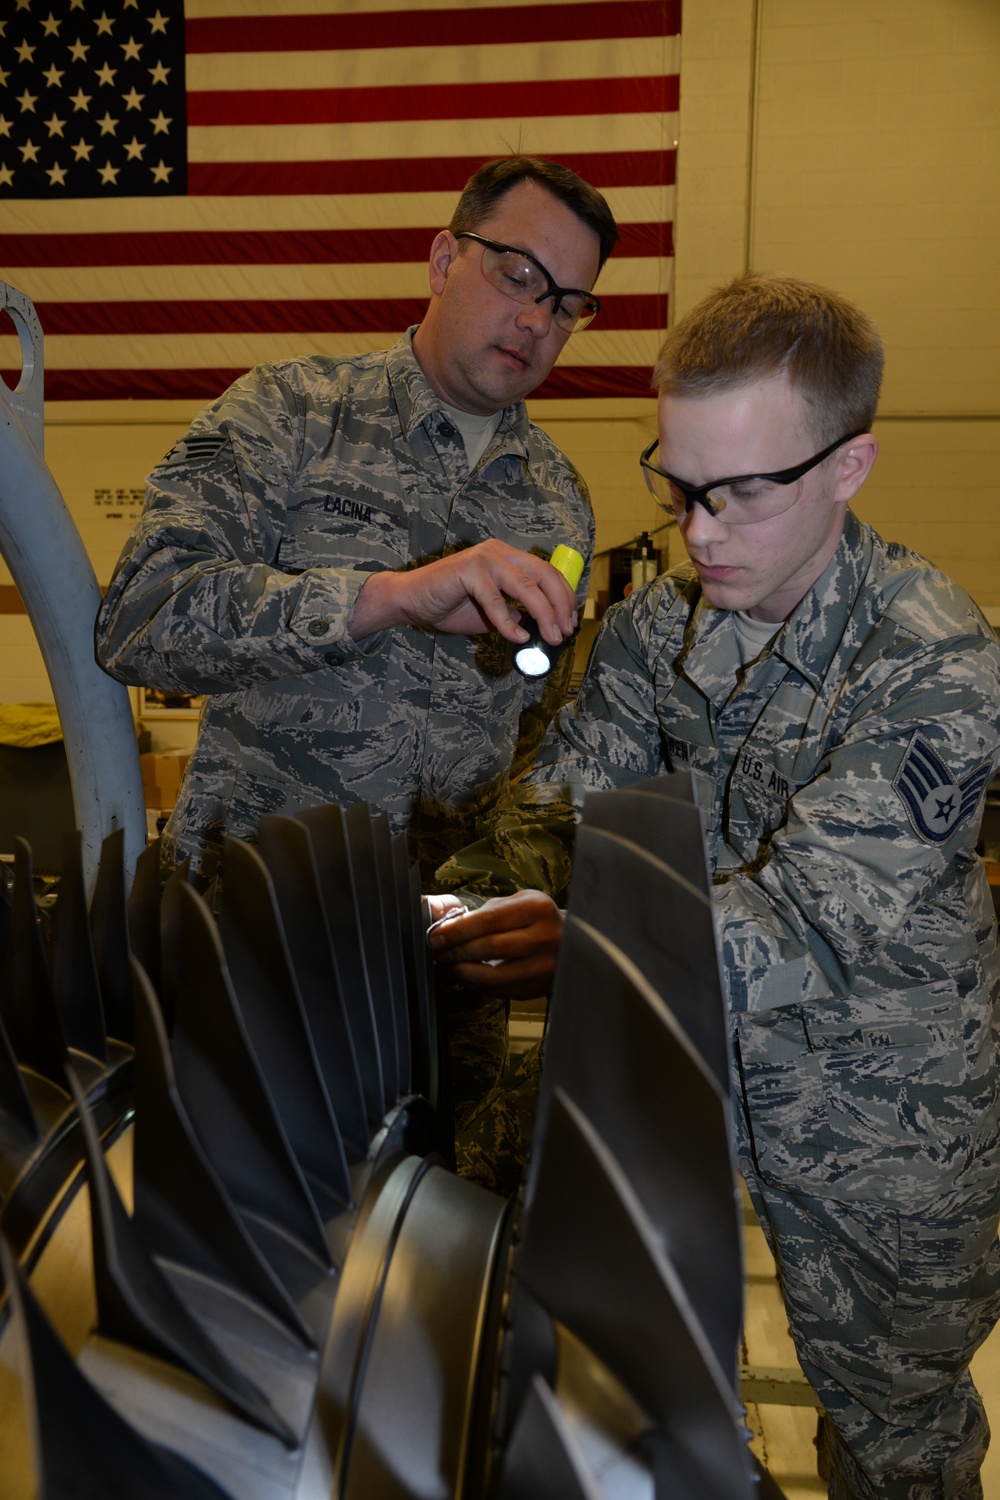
left=735, top=998, right=983, bottom=1203
left=735, top=1009, right=837, bottom=1193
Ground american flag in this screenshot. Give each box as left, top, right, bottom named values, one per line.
left=0, top=0, right=679, bottom=403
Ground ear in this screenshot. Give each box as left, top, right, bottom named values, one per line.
left=427, top=231, right=459, bottom=297
left=833, top=433, right=878, bottom=505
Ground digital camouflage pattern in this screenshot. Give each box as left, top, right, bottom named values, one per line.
left=455, top=1032, right=544, bottom=1198
left=745, top=1173, right=1000, bottom=1500
left=97, top=331, right=593, bottom=883
left=440, top=510, right=1000, bottom=1497
left=441, top=989, right=535, bottom=1194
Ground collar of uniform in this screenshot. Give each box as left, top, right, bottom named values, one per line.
left=770, top=509, right=873, bottom=690
left=675, top=510, right=873, bottom=702
left=672, top=588, right=743, bottom=706
left=388, top=327, right=532, bottom=459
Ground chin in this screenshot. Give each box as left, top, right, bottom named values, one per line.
left=700, top=580, right=754, bottom=612
left=477, top=370, right=532, bottom=409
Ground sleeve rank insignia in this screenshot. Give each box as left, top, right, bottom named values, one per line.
left=893, top=732, right=992, bottom=844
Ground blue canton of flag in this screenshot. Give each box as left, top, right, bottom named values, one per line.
left=0, top=0, right=680, bottom=401
left=0, top=0, right=186, bottom=197
left=893, top=732, right=991, bottom=845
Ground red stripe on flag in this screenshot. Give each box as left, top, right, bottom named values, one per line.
left=2, top=365, right=656, bottom=402
left=186, top=1, right=681, bottom=53
left=35, top=299, right=426, bottom=336
left=188, top=75, right=678, bottom=127
left=186, top=150, right=676, bottom=197
left=0, top=223, right=670, bottom=269
left=1, top=229, right=435, bottom=268
left=521, top=364, right=655, bottom=398
left=34, top=294, right=666, bottom=336
left=618, top=221, right=674, bottom=257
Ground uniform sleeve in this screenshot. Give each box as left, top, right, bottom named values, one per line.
left=717, top=633, right=1000, bottom=1013
left=96, top=364, right=382, bottom=695
left=436, top=590, right=668, bottom=901
left=503, top=466, right=596, bottom=785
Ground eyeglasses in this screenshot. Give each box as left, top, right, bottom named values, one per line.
left=639, top=430, right=865, bottom=525
left=455, top=232, right=600, bottom=333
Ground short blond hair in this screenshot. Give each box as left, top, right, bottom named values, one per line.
left=653, top=273, right=884, bottom=441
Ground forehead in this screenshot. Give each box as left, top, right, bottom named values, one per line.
left=474, top=179, right=601, bottom=288
left=657, top=375, right=814, bottom=471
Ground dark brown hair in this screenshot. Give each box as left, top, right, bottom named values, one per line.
left=449, top=156, right=619, bottom=274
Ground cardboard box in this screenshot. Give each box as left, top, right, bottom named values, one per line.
left=140, top=750, right=191, bottom=811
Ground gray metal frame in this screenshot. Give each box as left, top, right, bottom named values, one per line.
left=0, top=279, right=145, bottom=893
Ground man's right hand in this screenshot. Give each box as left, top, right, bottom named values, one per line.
left=348, top=540, right=578, bottom=645
left=425, top=890, right=564, bottom=998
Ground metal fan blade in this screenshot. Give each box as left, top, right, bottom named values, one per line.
left=0, top=1012, right=39, bottom=1184
left=0, top=837, right=68, bottom=1085
left=396, top=845, right=435, bottom=1101
left=571, top=803, right=728, bottom=1093
left=67, top=1068, right=298, bottom=1449
left=539, top=904, right=742, bottom=1379
left=517, top=1088, right=753, bottom=1500
left=581, top=770, right=712, bottom=896
left=296, top=803, right=384, bottom=1124
left=371, top=814, right=411, bottom=1093
left=498, top=1374, right=605, bottom=1500
left=217, top=836, right=351, bottom=1213
left=89, top=825, right=135, bottom=1044
left=342, top=804, right=400, bottom=1107
left=165, top=879, right=332, bottom=1278
left=0, top=1237, right=236, bottom=1500
left=157, top=859, right=196, bottom=1044
left=255, top=814, right=369, bottom=1163
left=47, top=830, right=108, bottom=1063
left=131, top=957, right=315, bottom=1350
left=127, top=838, right=165, bottom=1017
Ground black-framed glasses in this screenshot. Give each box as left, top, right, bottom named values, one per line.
left=455, top=231, right=600, bottom=333
left=639, top=430, right=866, bottom=525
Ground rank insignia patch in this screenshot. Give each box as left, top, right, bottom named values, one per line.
left=161, top=433, right=230, bottom=467
left=893, top=733, right=991, bottom=844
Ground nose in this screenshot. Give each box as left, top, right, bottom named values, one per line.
left=679, top=497, right=728, bottom=549
left=514, top=296, right=555, bottom=338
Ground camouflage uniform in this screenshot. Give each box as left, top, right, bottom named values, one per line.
left=96, top=330, right=593, bottom=885
left=440, top=511, right=1000, bottom=1498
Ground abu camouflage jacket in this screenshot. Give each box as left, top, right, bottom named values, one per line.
left=442, top=509, right=1000, bottom=1019
left=441, top=512, right=1000, bottom=1202
left=96, top=333, right=594, bottom=879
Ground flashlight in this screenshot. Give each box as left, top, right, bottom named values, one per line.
left=513, top=544, right=585, bottom=679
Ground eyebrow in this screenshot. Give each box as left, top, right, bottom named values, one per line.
left=480, top=234, right=592, bottom=291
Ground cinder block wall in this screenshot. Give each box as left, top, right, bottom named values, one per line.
left=541, top=0, right=1000, bottom=610
left=739, top=0, right=1000, bottom=609
left=3, top=0, right=997, bottom=711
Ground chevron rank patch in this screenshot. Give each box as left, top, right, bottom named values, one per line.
left=893, top=733, right=992, bottom=844
left=161, top=433, right=230, bottom=467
